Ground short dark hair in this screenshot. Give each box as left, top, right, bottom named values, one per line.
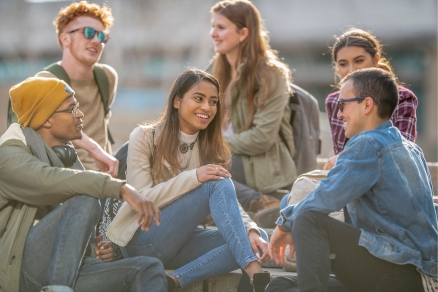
left=341, top=68, right=399, bottom=119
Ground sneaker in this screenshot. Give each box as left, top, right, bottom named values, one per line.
left=254, top=206, right=280, bottom=228
left=249, top=194, right=281, bottom=228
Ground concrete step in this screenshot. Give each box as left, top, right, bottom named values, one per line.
left=173, top=267, right=294, bottom=292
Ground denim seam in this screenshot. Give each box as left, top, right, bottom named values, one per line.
left=77, top=264, right=143, bottom=276
left=214, top=180, right=258, bottom=268
left=170, top=245, right=231, bottom=288
left=22, top=269, right=43, bottom=290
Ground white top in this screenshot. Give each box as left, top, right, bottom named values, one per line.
left=178, top=131, right=199, bottom=169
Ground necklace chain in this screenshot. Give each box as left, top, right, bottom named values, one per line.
left=179, top=141, right=196, bottom=153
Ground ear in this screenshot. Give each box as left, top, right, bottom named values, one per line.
left=41, top=117, right=53, bottom=129
left=363, top=97, right=375, bottom=115
left=373, top=53, right=381, bottom=67
left=173, top=96, right=180, bottom=109
left=59, top=32, right=70, bottom=49
left=239, top=27, right=249, bottom=43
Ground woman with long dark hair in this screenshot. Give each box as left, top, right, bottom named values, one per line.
left=107, top=68, right=271, bottom=291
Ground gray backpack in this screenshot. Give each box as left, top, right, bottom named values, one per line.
left=280, top=84, right=321, bottom=176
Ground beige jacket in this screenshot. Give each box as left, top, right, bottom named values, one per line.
left=106, top=125, right=258, bottom=246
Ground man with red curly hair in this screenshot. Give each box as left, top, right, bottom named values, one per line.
left=36, top=1, right=119, bottom=176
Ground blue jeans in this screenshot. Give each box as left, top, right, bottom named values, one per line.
left=20, top=195, right=167, bottom=292
left=121, top=178, right=267, bottom=288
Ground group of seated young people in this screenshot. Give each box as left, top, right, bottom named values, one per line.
left=1, top=1, right=436, bottom=292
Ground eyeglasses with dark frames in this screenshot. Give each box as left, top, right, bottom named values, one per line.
left=54, top=103, right=80, bottom=118
left=66, top=27, right=110, bottom=44
left=338, top=97, right=367, bottom=112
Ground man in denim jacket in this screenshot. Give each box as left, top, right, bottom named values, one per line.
left=267, top=68, right=437, bottom=292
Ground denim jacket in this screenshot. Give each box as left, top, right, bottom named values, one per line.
left=278, top=121, right=438, bottom=277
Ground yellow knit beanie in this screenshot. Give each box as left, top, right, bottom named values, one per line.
left=9, top=77, right=75, bottom=130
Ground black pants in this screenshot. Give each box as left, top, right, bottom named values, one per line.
left=230, top=155, right=262, bottom=210
left=266, top=210, right=423, bottom=292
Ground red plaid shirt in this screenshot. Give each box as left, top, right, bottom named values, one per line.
left=325, top=86, right=418, bottom=154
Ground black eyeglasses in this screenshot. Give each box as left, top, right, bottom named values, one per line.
left=338, top=97, right=367, bottom=112
left=54, top=103, right=80, bottom=118
left=67, top=27, right=110, bottom=44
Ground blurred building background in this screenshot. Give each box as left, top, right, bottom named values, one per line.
left=0, top=0, right=436, bottom=161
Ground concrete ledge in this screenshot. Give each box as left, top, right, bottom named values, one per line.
left=172, top=268, right=293, bottom=292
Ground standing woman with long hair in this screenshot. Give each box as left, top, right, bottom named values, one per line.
left=208, top=0, right=297, bottom=224
left=324, top=28, right=418, bottom=169
left=106, top=69, right=271, bottom=292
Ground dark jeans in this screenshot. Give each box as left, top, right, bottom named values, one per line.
left=20, top=195, right=167, bottom=292
left=231, top=155, right=292, bottom=210
left=267, top=210, right=423, bottom=292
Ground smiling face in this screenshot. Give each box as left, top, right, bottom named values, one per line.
left=210, top=12, right=247, bottom=58
left=335, top=46, right=379, bottom=79
left=61, top=16, right=106, bottom=66
left=174, top=80, right=219, bottom=135
left=48, top=95, right=84, bottom=146
left=336, top=79, right=367, bottom=139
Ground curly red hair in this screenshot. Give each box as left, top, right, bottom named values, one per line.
left=54, top=1, right=114, bottom=47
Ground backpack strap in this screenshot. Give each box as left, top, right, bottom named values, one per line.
left=93, top=64, right=110, bottom=117
left=43, top=63, right=71, bottom=85
left=279, top=88, right=300, bottom=155
left=93, top=64, right=114, bottom=144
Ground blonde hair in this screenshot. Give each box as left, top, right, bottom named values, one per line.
left=53, top=1, right=114, bottom=47
left=210, top=0, right=291, bottom=131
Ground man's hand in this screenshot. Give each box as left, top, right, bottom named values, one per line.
left=72, top=132, right=119, bottom=177
left=248, top=229, right=270, bottom=263
left=95, top=234, right=113, bottom=262
left=323, top=154, right=339, bottom=171
left=92, top=147, right=119, bottom=177
left=268, top=226, right=294, bottom=266
left=120, top=184, right=160, bottom=231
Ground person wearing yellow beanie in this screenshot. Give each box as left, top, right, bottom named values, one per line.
left=9, top=77, right=75, bottom=130
left=0, top=77, right=166, bottom=291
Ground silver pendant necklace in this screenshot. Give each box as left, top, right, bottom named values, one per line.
left=179, top=141, right=196, bottom=153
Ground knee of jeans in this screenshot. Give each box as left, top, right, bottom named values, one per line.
left=292, top=210, right=321, bottom=234
left=65, top=195, right=101, bottom=222
left=132, top=256, right=165, bottom=273
left=204, top=177, right=235, bottom=193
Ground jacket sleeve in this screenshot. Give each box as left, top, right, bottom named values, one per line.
left=0, top=140, right=122, bottom=206
left=226, top=68, right=290, bottom=156
left=126, top=126, right=202, bottom=208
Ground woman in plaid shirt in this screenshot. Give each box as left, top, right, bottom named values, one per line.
left=324, top=28, right=418, bottom=168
